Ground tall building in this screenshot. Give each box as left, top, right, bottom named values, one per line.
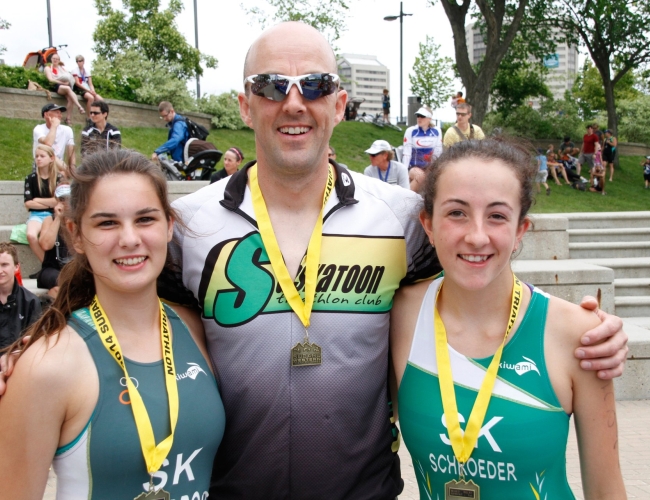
left=337, top=54, right=390, bottom=116
left=465, top=23, right=578, bottom=101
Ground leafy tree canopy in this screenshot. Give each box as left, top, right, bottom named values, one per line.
left=408, top=36, right=454, bottom=110
left=0, top=17, right=10, bottom=57
left=571, top=60, right=639, bottom=121
left=93, top=0, right=217, bottom=80
left=242, top=0, right=350, bottom=47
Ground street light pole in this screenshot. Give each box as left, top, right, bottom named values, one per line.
left=384, top=2, right=412, bottom=124
left=46, top=0, right=53, bottom=47
left=193, top=0, right=200, bottom=100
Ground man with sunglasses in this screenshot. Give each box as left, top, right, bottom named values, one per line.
left=442, top=102, right=485, bottom=147
left=160, top=21, right=628, bottom=500
left=80, top=101, right=121, bottom=157
left=152, top=101, right=189, bottom=163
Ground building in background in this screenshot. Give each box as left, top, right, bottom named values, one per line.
left=465, top=23, right=578, bottom=102
left=337, top=54, right=390, bottom=116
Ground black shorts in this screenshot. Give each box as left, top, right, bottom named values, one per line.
left=37, top=267, right=60, bottom=290
left=602, top=150, right=614, bottom=162
left=644, top=172, right=650, bottom=182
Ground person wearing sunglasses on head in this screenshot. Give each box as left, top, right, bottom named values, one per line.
left=152, top=101, right=189, bottom=163
left=443, top=102, right=485, bottom=148
left=81, top=101, right=121, bottom=157
left=144, top=21, right=629, bottom=500
left=401, top=107, right=443, bottom=192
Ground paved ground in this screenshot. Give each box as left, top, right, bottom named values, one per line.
left=43, top=399, right=650, bottom=499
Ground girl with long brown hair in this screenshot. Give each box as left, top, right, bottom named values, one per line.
left=1, top=150, right=224, bottom=499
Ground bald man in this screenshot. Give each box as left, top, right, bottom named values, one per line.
left=163, top=22, right=626, bottom=499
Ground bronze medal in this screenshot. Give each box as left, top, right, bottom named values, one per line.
left=444, top=478, right=480, bottom=499
left=291, top=339, right=322, bottom=366
left=134, top=488, right=171, bottom=500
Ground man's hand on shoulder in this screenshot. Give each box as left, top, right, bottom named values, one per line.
left=576, top=295, right=628, bottom=379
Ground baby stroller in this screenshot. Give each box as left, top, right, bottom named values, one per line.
left=23, top=45, right=68, bottom=72
left=345, top=97, right=365, bottom=121
left=159, top=139, right=223, bottom=181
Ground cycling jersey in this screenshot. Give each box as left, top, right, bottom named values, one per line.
left=170, top=160, right=440, bottom=499
left=53, top=305, right=224, bottom=499
left=399, top=278, right=574, bottom=499
left=401, top=125, right=443, bottom=169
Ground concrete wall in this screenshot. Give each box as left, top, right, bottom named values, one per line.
left=0, top=86, right=212, bottom=129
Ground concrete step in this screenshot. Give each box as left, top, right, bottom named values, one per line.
left=556, top=211, right=650, bottom=230
left=569, top=241, right=650, bottom=259
left=22, top=279, right=49, bottom=296
left=615, top=278, right=650, bottom=297
left=0, top=225, right=46, bottom=277
left=580, top=257, right=650, bottom=279
left=569, top=227, right=650, bottom=243
left=615, top=296, right=650, bottom=317
left=615, top=318, right=650, bottom=400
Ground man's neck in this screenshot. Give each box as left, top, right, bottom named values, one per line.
left=0, top=279, right=15, bottom=304
left=377, top=161, right=390, bottom=172
left=95, top=120, right=106, bottom=133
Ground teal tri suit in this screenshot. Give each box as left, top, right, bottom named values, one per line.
left=52, top=304, right=225, bottom=499
left=398, top=277, right=575, bottom=499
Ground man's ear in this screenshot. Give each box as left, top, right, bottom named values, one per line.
left=333, top=89, right=348, bottom=126
left=238, top=92, right=254, bottom=129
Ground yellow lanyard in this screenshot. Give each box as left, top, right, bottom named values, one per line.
left=249, top=163, right=334, bottom=328
left=434, top=274, right=522, bottom=465
left=90, top=296, right=179, bottom=475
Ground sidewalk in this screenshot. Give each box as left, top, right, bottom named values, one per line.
left=43, top=400, right=649, bottom=499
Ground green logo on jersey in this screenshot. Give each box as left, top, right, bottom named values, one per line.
left=199, top=232, right=406, bottom=326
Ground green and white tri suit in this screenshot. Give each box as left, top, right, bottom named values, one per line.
left=52, top=304, right=225, bottom=499
left=398, top=277, right=575, bottom=499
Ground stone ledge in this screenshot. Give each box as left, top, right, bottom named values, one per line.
left=512, top=259, right=615, bottom=284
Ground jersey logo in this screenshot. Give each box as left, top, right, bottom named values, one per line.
left=197, top=232, right=404, bottom=327
left=340, top=172, right=352, bottom=186
left=500, top=356, right=540, bottom=376
left=176, top=362, right=207, bottom=381
left=440, top=413, right=503, bottom=453
left=118, top=376, right=139, bottom=405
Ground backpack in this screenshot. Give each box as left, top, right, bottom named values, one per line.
left=185, top=118, right=210, bottom=140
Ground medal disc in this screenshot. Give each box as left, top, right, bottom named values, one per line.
left=445, top=478, right=480, bottom=499
left=291, top=340, right=322, bottom=366
left=134, top=488, right=171, bottom=500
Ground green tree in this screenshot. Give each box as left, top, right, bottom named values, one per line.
left=571, top=60, right=639, bottom=121
left=490, top=36, right=552, bottom=115
left=408, top=36, right=454, bottom=109
left=92, top=49, right=196, bottom=111
left=429, top=0, right=561, bottom=125
left=617, top=95, right=650, bottom=145
left=0, top=18, right=10, bottom=57
left=93, top=0, right=217, bottom=80
left=243, top=0, right=350, bottom=46
left=557, top=0, right=650, bottom=134
left=198, top=91, right=248, bottom=130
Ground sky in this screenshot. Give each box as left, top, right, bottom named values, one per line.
left=1, top=0, right=466, bottom=122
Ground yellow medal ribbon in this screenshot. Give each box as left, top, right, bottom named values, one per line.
left=249, top=163, right=335, bottom=328
left=434, top=274, right=522, bottom=466
left=90, top=296, right=178, bottom=476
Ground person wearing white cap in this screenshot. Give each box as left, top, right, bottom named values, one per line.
left=401, top=107, right=443, bottom=192
left=442, top=102, right=485, bottom=148
left=363, top=140, right=409, bottom=189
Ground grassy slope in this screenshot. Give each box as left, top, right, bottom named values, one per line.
left=0, top=116, right=647, bottom=212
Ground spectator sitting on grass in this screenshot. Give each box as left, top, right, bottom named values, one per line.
left=559, top=136, right=579, bottom=157
left=33, top=104, right=75, bottom=174
left=210, top=147, right=245, bottom=183
left=547, top=148, right=571, bottom=185
left=0, top=242, right=41, bottom=350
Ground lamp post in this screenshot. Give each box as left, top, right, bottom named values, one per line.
left=384, top=1, right=412, bottom=124
left=193, top=0, right=201, bottom=99
left=46, top=0, right=53, bottom=47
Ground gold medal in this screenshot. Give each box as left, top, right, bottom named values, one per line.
left=250, top=164, right=335, bottom=366
left=134, top=488, right=171, bottom=500
left=445, top=478, right=480, bottom=499
left=291, top=329, right=322, bottom=366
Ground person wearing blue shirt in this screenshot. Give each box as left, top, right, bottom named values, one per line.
left=401, top=107, right=443, bottom=192
left=152, top=101, right=189, bottom=163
